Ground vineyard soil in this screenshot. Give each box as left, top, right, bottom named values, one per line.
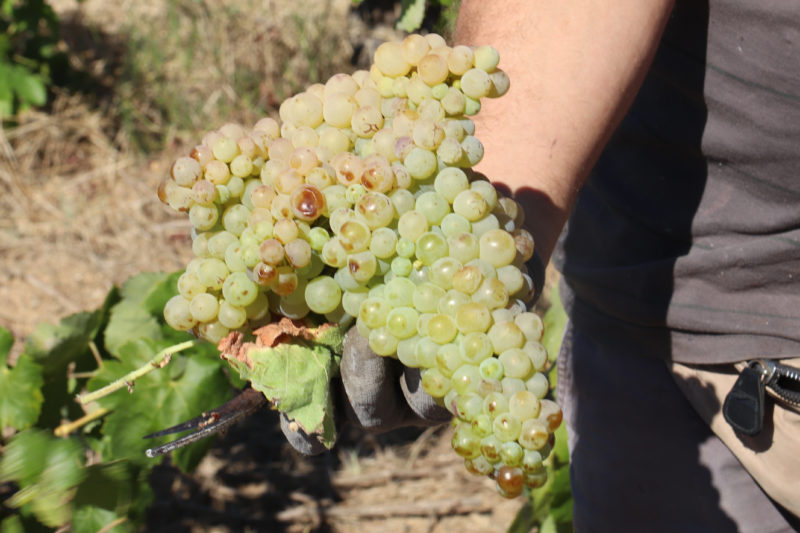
left=145, top=408, right=523, bottom=532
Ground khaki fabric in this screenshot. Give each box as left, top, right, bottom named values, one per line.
left=670, top=358, right=800, bottom=517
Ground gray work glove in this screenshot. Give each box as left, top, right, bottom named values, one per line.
left=280, top=327, right=452, bottom=454
left=281, top=250, right=546, bottom=455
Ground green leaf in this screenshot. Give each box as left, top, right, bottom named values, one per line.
left=103, top=301, right=162, bottom=358
left=72, top=462, right=133, bottom=513
left=539, top=515, right=558, bottom=533
left=24, top=310, right=106, bottom=379
left=552, top=419, right=569, bottom=463
left=88, top=339, right=231, bottom=471
left=120, top=271, right=180, bottom=316
left=396, top=0, right=427, bottom=32
left=0, top=430, right=49, bottom=486
left=9, top=65, right=46, bottom=107
left=522, top=440, right=573, bottom=533
left=225, top=363, right=249, bottom=390
left=104, top=272, right=179, bottom=356
left=0, top=325, right=13, bottom=366
left=0, top=352, right=44, bottom=430
left=542, top=284, right=567, bottom=364
left=1, top=516, right=25, bottom=533
left=22, top=306, right=110, bottom=428
left=311, top=323, right=346, bottom=354
left=0, top=64, right=13, bottom=117
left=71, top=506, right=130, bottom=533
left=505, top=499, right=535, bottom=533
left=0, top=429, right=86, bottom=528
left=226, top=342, right=340, bottom=448
left=72, top=461, right=152, bottom=531
left=547, top=464, right=574, bottom=519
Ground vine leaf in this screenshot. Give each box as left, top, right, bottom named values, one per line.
left=220, top=319, right=346, bottom=449
left=22, top=313, right=103, bottom=430
left=0, top=516, right=25, bottom=533
left=70, top=507, right=125, bottom=533
left=19, top=290, right=117, bottom=429
left=0, top=326, right=12, bottom=366
left=24, top=309, right=107, bottom=379
left=71, top=462, right=141, bottom=533
left=0, top=354, right=44, bottom=431
left=0, top=326, right=44, bottom=431
left=7, top=63, right=47, bottom=108
left=87, top=338, right=231, bottom=472
left=396, top=0, right=427, bottom=33
left=542, top=284, right=567, bottom=366
left=118, top=271, right=180, bottom=317
left=518, top=414, right=573, bottom=533
left=0, top=272, right=235, bottom=531
left=103, top=272, right=181, bottom=357
left=0, top=429, right=86, bottom=528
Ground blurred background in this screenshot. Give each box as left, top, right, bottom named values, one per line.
left=1, top=0, right=462, bottom=345
left=0, top=1, right=569, bottom=531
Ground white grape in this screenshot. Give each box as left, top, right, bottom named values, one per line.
left=164, top=295, right=197, bottom=331
left=305, top=276, right=342, bottom=314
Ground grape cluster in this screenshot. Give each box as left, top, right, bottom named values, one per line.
left=159, top=32, right=561, bottom=498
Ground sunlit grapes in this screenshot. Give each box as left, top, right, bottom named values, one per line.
left=158, top=32, right=562, bottom=499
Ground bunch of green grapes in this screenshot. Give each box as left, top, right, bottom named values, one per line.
left=159, top=32, right=561, bottom=498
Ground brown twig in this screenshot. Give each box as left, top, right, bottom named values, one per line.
left=96, top=516, right=128, bottom=533
left=88, top=340, right=104, bottom=370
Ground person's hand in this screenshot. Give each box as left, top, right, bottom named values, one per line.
left=280, top=327, right=453, bottom=454
left=280, top=249, right=546, bottom=455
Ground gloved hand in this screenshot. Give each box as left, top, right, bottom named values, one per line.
left=280, top=250, right=546, bottom=455
left=280, top=327, right=452, bottom=454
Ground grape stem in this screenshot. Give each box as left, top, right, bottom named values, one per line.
left=53, top=407, right=111, bottom=437
left=77, top=339, right=199, bottom=405
left=97, top=517, right=128, bottom=533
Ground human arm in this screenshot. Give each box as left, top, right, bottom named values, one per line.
left=454, top=0, right=675, bottom=264
left=285, top=3, right=678, bottom=453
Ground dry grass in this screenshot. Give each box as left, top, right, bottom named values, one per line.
left=0, top=0, right=399, bottom=349
left=284, top=427, right=524, bottom=533
left=152, top=415, right=525, bottom=532
left=59, top=0, right=359, bottom=151
left=0, top=94, right=191, bottom=351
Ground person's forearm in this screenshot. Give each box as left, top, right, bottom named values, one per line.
left=455, top=0, right=674, bottom=264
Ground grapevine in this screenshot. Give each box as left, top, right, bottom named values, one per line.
left=156, top=32, right=562, bottom=499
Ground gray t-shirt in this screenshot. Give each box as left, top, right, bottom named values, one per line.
left=555, top=0, right=800, bottom=363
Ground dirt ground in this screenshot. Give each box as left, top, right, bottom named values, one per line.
left=145, top=409, right=524, bottom=533
left=0, top=1, right=531, bottom=531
